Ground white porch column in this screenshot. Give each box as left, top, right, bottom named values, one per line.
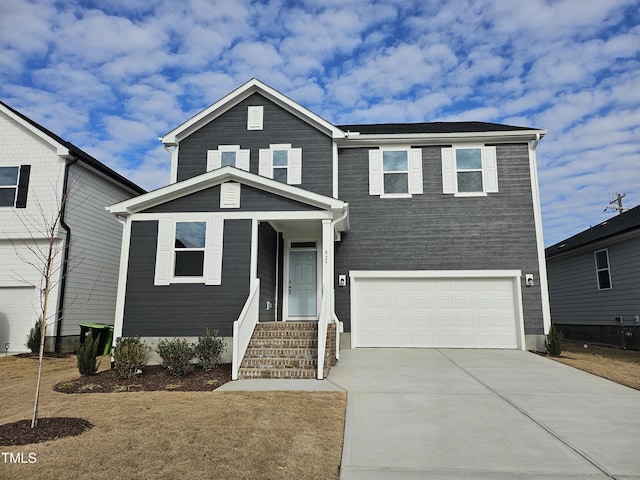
left=321, top=219, right=332, bottom=293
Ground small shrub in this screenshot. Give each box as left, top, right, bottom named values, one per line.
left=113, top=337, right=150, bottom=379
left=156, top=338, right=195, bottom=377
left=545, top=324, right=563, bottom=357
left=25, top=318, right=44, bottom=353
left=76, top=332, right=101, bottom=376
left=193, top=329, right=226, bottom=371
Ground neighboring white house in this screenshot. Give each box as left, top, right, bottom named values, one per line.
left=0, top=101, right=145, bottom=353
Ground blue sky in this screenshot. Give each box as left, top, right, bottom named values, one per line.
left=1, top=0, right=639, bottom=246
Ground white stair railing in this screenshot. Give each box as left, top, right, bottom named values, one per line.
left=232, top=279, right=260, bottom=380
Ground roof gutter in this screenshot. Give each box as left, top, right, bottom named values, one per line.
left=54, top=155, right=78, bottom=352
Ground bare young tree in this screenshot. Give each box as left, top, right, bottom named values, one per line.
left=7, top=181, right=83, bottom=428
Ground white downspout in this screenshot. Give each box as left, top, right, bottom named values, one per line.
left=529, top=133, right=552, bottom=342
left=329, top=206, right=349, bottom=361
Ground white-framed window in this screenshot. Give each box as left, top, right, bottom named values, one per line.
left=0, top=166, right=19, bottom=207
left=258, top=144, right=302, bottom=184
left=207, top=145, right=250, bottom=172
left=155, top=216, right=224, bottom=286
left=368, top=147, right=423, bottom=197
left=441, top=144, right=498, bottom=196
left=594, top=249, right=612, bottom=290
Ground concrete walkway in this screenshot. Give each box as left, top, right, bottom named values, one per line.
left=328, top=348, right=640, bottom=480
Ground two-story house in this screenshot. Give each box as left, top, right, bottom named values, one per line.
left=0, top=101, right=145, bottom=353
left=107, top=79, right=550, bottom=379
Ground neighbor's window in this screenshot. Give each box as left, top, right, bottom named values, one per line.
left=456, top=149, right=483, bottom=192
left=0, top=166, right=19, bottom=207
left=382, top=150, right=409, bottom=194
left=174, top=222, right=206, bottom=277
left=594, top=249, right=612, bottom=290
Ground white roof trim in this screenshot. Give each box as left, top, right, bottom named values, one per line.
left=337, top=129, right=547, bottom=147
left=161, top=78, right=345, bottom=143
left=0, top=103, right=71, bottom=157
left=107, top=166, right=348, bottom=216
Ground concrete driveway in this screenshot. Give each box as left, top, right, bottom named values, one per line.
left=328, top=348, right=640, bottom=479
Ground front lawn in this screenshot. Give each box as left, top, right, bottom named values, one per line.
left=549, top=341, right=640, bottom=390
left=0, top=356, right=346, bottom=480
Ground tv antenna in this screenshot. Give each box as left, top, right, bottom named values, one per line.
left=603, top=192, right=626, bottom=215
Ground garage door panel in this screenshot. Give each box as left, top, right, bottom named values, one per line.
left=0, top=287, right=37, bottom=353
left=353, top=276, right=519, bottom=349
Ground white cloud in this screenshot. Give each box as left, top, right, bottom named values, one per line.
left=1, top=0, right=639, bottom=246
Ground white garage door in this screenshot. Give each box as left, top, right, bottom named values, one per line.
left=0, top=287, right=38, bottom=353
left=351, top=274, right=521, bottom=349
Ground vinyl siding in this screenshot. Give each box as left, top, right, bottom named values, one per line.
left=122, top=219, right=251, bottom=337
left=547, top=233, right=640, bottom=326
left=257, top=222, right=278, bottom=322
left=143, top=184, right=322, bottom=213
left=0, top=109, right=66, bottom=240
left=335, top=143, right=544, bottom=334
left=61, top=164, right=139, bottom=335
left=177, top=93, right=334, bottom=196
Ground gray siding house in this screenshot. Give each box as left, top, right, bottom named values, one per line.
left=108, top=79, right=550, bottom=379
left=0, top=101, right=145, bottom=353
left=546, top=205, right=640, bottom=349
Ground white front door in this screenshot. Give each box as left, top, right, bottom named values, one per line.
left=288, top=250, right=317, bottom=318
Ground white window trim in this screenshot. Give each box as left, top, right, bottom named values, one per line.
left=207, top=145, right=250, bottom=172
left=155, top=216, right=224, bottom=286
left=442, top=144, right=498, bottom=196
left=258, top=144, right=302, bottom=185
left=369, top=147, right=422, bottom=198
left=594, top=248, right=612, bottom=290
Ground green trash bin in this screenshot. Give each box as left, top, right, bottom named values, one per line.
left=79, top=323, right=114, bottom=356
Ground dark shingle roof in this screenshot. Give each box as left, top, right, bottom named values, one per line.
left=336, top=121, right=541, bottom=135
left=546, top=204, right=640, bottom=258
left=0, top=100, right=145, bottom=195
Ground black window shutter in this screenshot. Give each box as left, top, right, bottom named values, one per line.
left=15, top=165, right=31, bottom=208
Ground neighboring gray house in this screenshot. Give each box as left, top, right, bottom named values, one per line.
left=546, top=205, right=640, bottom=350
left=0, top=101, right=145, bottom=353
left=107, top=79, right=550, bottom=379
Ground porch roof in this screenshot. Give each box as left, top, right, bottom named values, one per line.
left=107, top=166, right=349, bottom=229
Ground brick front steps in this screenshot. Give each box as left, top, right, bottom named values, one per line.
left=238, top=322, right=336, bottom=379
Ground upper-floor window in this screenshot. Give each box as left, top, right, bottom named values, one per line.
left=368, top=148, right=423, bottom=197
left=207, top=145, right=250, bottom=172
left=0, top=165, right=30, bottom=208
left=442, top=145, right=498, bottom=196
left=259, top=144, right=302, bottom=185
left=594, top=249, right=612, bottom=290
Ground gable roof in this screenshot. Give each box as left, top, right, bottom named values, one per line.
left=546, top=204, right=640, bottom=258
left=0, top=100, right=145, bottom=195
left=107, top=166, right=349, bottom=226
left=161, top=78, right=345, bottom=144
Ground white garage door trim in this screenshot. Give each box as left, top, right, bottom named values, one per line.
left=350, top=270, right=525, bottom=350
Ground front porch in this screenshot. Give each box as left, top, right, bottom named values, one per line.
left=232, top=214, right=347, bottom=380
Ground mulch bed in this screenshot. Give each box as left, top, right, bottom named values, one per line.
left=53, top=363, right=232, bottom=393
left=0, top=363, right=232, bottom=446
left=0, top=418, right=93, bottom=446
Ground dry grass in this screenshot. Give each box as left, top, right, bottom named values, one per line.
left=0, top=355, right=346, bottom=480
left=549, top=341, right=640, bottom=390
